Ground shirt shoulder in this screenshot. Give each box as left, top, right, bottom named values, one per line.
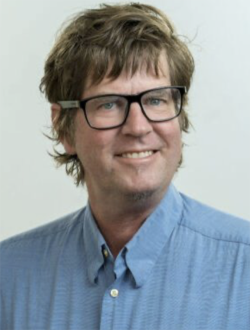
left=179, top=192, right=250, bottom=246
left=0, top=207, right=86, bottom=254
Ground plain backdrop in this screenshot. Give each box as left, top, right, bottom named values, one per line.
left=0, top=0, right=249, bottom=241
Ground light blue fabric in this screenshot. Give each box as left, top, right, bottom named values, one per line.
left=1, top=184, right=250, bottom=330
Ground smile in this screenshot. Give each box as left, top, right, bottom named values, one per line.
left=121, top=151, right=155, bottom=159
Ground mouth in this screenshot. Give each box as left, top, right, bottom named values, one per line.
left=119, top=150, right=156, bottom=159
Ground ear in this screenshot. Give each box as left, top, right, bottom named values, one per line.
left=51, top=103, right=76, bottom=155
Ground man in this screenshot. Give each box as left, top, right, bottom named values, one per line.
left=0, top=3, right=249, bottom=330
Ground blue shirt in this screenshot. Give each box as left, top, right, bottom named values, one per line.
left=1, top=184, right=250, bottom=330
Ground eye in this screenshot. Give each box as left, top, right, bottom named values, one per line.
left=102, top=102, right=115, bottom=110
left=149, top=98, right=162, bottom=106
left=88, top=96, right=126, bottom=114
left=96, top=100, right=118, bottom=111
left=145, top=97, right=167, bottom=107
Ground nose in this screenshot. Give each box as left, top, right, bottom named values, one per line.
left=121, top=101, right=153, bottom=137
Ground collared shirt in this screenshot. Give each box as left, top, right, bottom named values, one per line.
left=1, top=184, right=250, bottom=330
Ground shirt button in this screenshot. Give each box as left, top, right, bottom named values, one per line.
left=103, top=249, right=109, bottom=258
left=110, top=289, right=119, bottom=298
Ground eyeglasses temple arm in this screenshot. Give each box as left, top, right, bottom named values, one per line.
left=57, top=101, right=80, bottom=109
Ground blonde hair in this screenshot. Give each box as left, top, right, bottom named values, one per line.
left=40, top=3, right=195, bottom=185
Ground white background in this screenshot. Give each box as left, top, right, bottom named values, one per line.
left=0, top=0, right=249, bottom=241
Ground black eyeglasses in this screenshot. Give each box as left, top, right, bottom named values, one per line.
left=58, top=86, right=186, bottom=130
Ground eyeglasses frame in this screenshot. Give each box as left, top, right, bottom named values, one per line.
left=58, top=86, right=187, bottom=130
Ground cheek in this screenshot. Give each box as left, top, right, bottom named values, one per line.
left=74, top=127, right=117, bottom=163
left=159, top=121, right=182, bottom=148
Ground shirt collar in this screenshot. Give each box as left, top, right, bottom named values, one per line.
left=125, top=184, right=183, bottom=287
left=83, top=184, right=183, bottom=287
left=83, top=205, right=107, bottom=285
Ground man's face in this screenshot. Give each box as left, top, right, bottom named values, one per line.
left=68, top=55, right=182, bottom=202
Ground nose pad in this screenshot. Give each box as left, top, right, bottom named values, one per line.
left=121, top=101, right=152, bottom=136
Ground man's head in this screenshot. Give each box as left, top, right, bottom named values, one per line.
left=40, top=3, right=194, bottom=187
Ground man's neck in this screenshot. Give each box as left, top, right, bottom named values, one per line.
left=88, top=189, right=165, bottom=258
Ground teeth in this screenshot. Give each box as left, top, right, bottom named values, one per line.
left=121, top=151, right=154, bottom=158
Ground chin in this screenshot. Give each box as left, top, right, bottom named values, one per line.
left=121, top=179, right=168, bottom=202
left=124, top=189, right=156, bottom=202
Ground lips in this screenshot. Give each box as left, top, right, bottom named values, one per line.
left=120, top=150, right=155, bottom=159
